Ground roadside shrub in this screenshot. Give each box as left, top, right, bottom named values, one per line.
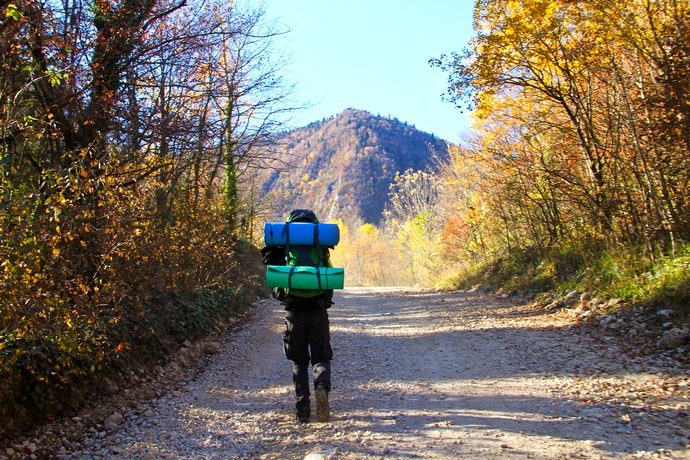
left=440, top=241, right=690, bottom=317
left=0, top=173, right=264, bottom=437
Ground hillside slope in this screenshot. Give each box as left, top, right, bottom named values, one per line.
left=259, top=108, right=448, bottom=224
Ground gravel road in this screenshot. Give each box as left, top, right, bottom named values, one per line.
left=40, top=288, right=690, bottom=459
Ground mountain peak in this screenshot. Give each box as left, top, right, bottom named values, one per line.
left=259, top=109, right=448, bottom=224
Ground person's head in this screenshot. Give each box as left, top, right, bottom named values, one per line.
left=287, top=209, right=319, bottom=223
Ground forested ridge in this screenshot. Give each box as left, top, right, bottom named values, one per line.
left=256, top=108, right=448, bottom=225
left=1, top=0, right=689, bottom=445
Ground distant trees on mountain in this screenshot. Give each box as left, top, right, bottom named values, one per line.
left=257, top=108, right=448, bottom=225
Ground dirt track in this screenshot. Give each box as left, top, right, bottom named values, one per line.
left=58, top=287, right=689, bottom=459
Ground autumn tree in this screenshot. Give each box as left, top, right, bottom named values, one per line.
left=433, top=0, right=690, bottom=255
left=384, top=169, right=445, bottom=284
left=0, top=0, right=292, bottom=432
left=332, top=219, right=412, bottom=286
left=116, top=1, right=295, bottom=233
left=211, top=6, right=296, bottom=235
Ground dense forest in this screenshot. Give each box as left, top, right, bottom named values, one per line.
left=1, top=0, right=689, bottom=438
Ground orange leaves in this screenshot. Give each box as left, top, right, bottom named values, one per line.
left=441, top=217, right=471, bottom=247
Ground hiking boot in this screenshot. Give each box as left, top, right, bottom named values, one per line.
left=314, top=385, right=330, bottom=422
left=296, top=405, right=310, bottom=423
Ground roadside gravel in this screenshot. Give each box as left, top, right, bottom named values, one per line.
left=4, top=287, right=689, bottom=459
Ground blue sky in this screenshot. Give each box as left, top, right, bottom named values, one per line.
left=243, top=1, right=476, bottom=144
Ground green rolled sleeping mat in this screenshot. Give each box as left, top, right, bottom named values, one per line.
left=266, top=265, right=345, bottom=290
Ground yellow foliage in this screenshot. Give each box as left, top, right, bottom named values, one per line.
left=358, top=223, right=378, bottom=238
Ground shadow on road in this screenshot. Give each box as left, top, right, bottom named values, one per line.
left=182, top=288, right=687, bottom=459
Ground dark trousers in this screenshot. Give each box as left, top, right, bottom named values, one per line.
left=283, top=307, right=333, bottom=411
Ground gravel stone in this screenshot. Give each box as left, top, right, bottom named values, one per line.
left=658, top=328, right=689, bottom=350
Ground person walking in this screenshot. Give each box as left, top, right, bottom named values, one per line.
left=261, top=209, right=334, bottom=423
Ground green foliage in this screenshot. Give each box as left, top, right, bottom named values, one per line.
left=162, top=286, right=250, bottom=340
left=438, top=247, right=555, bottom=293
left=5, top=4, right=23, bottom=21
left=648, top=249, right=690, bottom=308
left=224, top=162, right=239, bottom=231
left=578, top=244, right=690, bottom=307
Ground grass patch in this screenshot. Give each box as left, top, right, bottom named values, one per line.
left=440, top=242, right=690, bottom=315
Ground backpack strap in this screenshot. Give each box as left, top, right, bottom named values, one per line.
left=283, top=223, right=291, bottom=264
left=315, top=266, right=322, bottom=290
left=313, top=223, right=325, bottom=266
left=287, top=265, right=296, bottom=290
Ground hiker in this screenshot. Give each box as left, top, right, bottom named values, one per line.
left=261, top=209, right=334, bottom=423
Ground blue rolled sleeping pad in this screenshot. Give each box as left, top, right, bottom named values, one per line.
left=264, top=222, right=340, bottom=247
